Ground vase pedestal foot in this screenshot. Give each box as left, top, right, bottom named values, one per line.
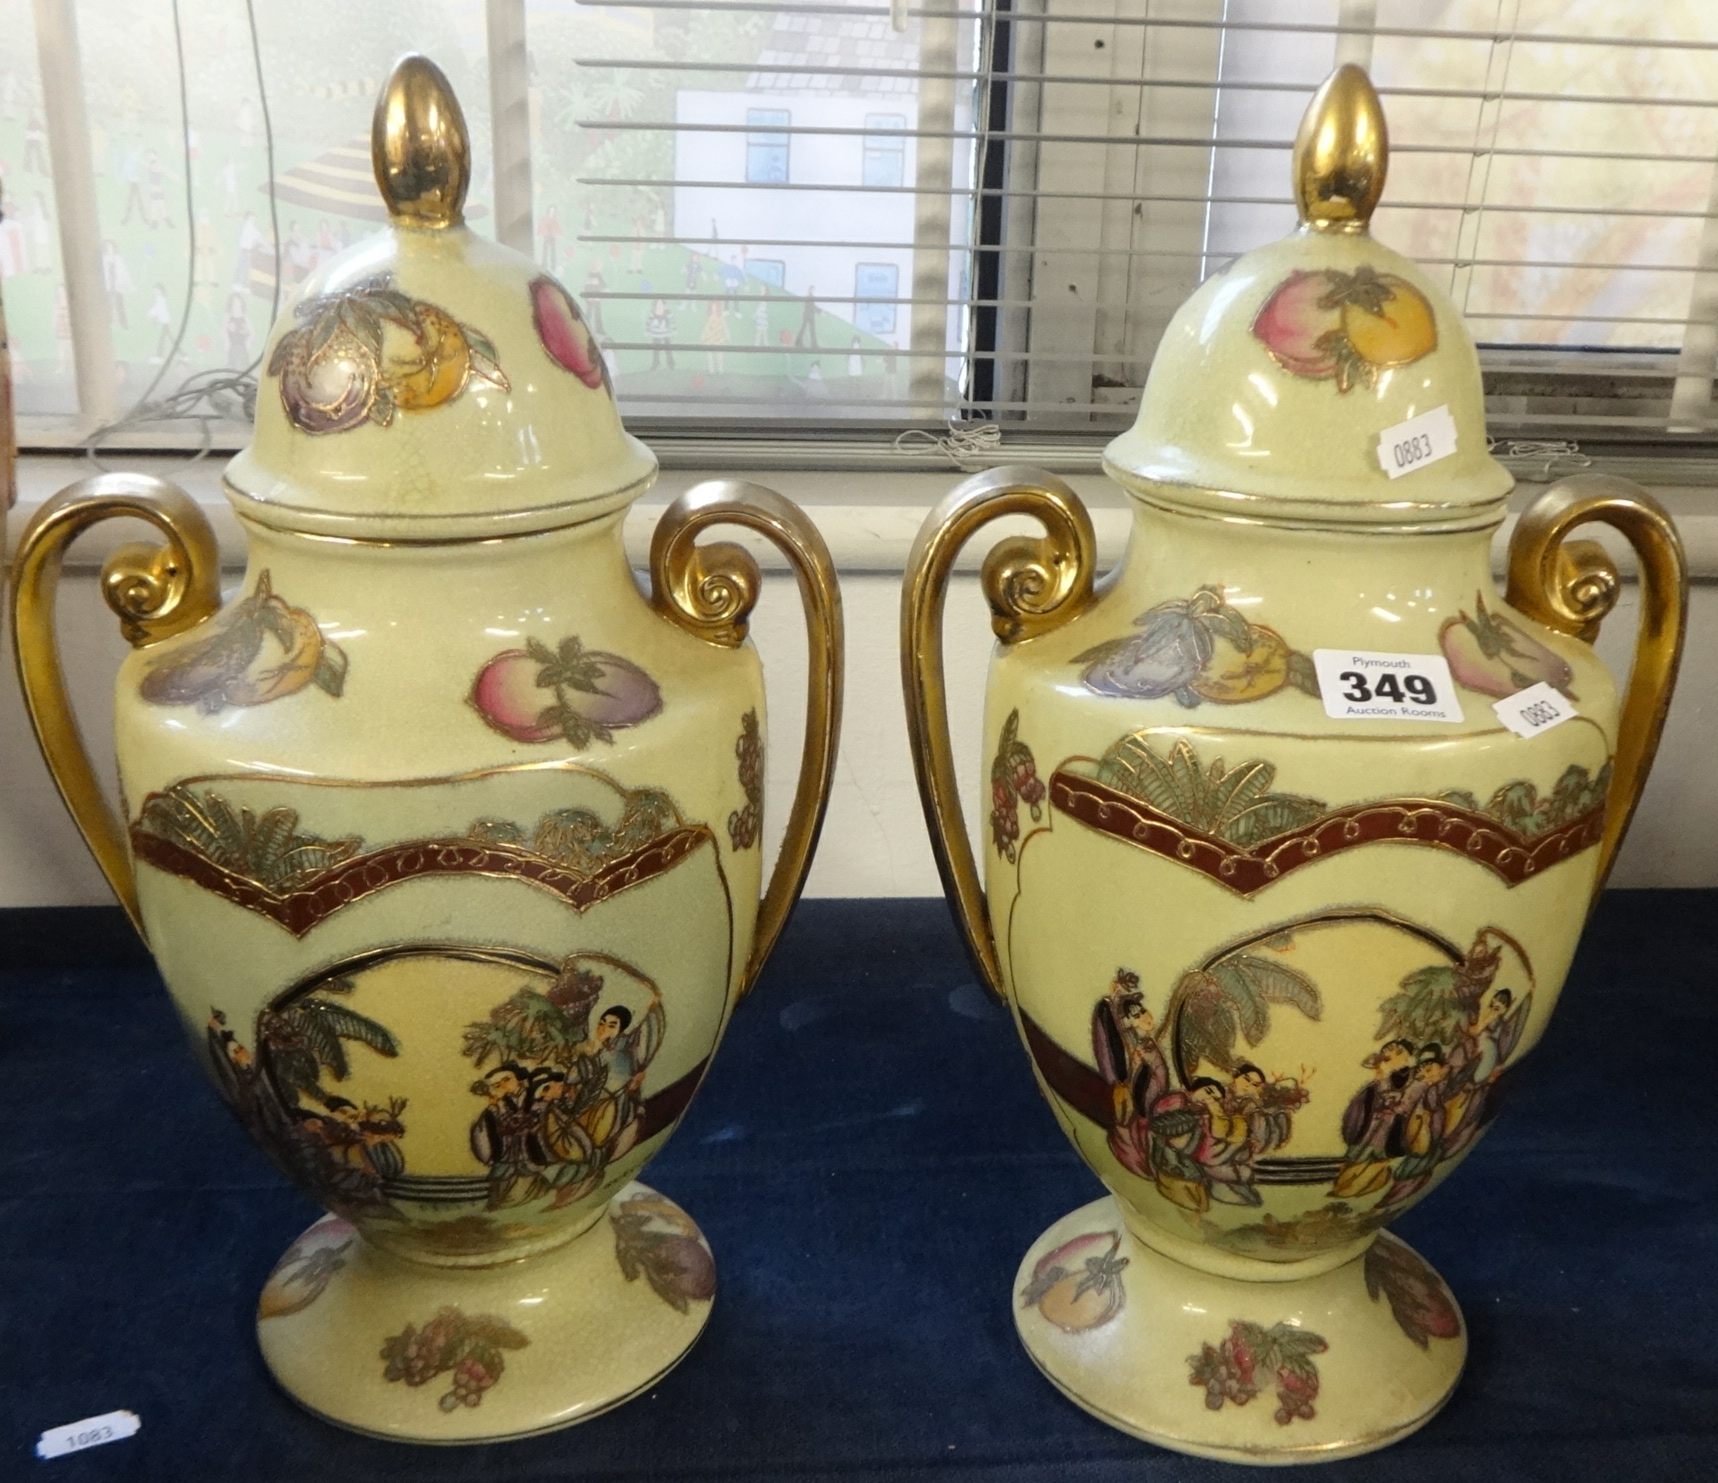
left=255, top=1181, right=715, bottom=1444
left=1013, top=1196, right=1465, bottom=1465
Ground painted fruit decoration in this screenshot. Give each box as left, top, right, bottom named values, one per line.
left=471, top=633, right=661, bottom=748
left=380, top=1307, right=529, bottom=1412
left=258, top=1215, right=357, bottom=1320
left=1075, top=584, right=1319, bottom=706
left=1253, top=265, right=1437, bottom=392
left=267, top=271, right=509, bottom=434
left=531, top=275, right=608, bottom=391
left=1439, top=593, right=1575, bottom=699
left=610, top=1190, right=717, bottom=1313
left=1364, top=1234, right=1462, bottom=1349
left=1018, top=1230, right=1129, bottom=1332
left=1188, top=1320, right=1328, bottom=1425
left=140, top=571, right=347, bottom=713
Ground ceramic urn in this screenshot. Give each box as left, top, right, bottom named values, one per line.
left=902, top=67, right=1685, bottom=1464
left=11, top=58, right=842, bottom=1443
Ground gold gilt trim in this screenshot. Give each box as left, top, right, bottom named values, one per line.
left=131, top=782, right=711, bottom=937
left=1050, top=770, right=1606, bottom=896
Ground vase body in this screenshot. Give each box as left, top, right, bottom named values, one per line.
left=11, top=58, right=839, bottom=1444
left=986, top=495, right=1602, bottom=1458
left=903, top=66, right=1684, bottom=1465
left=992, top=499, right=1609, bottom=1260
left=120, top=510, right=760, bottom=1436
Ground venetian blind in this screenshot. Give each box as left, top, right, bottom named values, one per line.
left=11, top=0, right=1718, bottom=458
left=989, top=0, right=1718, bottom=457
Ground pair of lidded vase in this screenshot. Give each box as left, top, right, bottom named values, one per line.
left=10, top=60, right=1687, bottom=1463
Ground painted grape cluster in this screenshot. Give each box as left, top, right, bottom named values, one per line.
left=380, top=1307, right=529, bottom=1412
left=1188, top=1319, right=1328, bottom=1426
left=989, top=709, right=1046, bottom=862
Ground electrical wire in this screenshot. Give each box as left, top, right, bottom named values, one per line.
left=83, top=0, right=282, bottom=467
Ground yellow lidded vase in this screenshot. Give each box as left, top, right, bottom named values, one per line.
left=902, top=65, right=1685, bottom=1465
left=11, top=56, right=842, bottom=1444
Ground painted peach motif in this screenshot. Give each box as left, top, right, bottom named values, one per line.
left=267, top=272, right=508, bottom=434
left=471, top=634, right=661, bottom=748
left=1253, top=264, right=1437, bottom=393
left=1250, top=270, right=1342, bottom=379
left=1439, top=593, right=1574, bottom=699
left=531, top=275, right=608, bottom=391
left=1018, top=1230, right=1128, bottom=1332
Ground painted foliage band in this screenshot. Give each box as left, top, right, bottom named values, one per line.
left=132, top=819, right=711, bottom=937
left=1049, top=770, right=1605, bottom=896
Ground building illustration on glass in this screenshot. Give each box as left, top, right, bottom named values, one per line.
left=745, top=110, right=791, bottom=184
left=670, top=6, right=961, bottom=398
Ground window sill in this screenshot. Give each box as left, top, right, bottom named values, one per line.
left=10, top=451, right=1718, bottom=580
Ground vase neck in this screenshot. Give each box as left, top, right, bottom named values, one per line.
left=1110, top=498, right=1502, bottom=659
left=230, top=508, right=646, bottom=625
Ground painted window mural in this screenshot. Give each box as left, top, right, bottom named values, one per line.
left=743, top=110, right=790, bottom=186
left=1, top=0, right=981, bottom=431
left=0, top=0, right=495, bottom=420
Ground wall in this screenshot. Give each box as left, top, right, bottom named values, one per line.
left=4, top=454, right=1716, bottom=910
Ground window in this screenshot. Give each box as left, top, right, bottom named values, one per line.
left=1001, top=0, right=1718, bottom=450
left=863, top=114, right=908, bottom=188
left=15, top=1, right=1718, bottom=458
left=744, top=109, right=791, bottom=186
left=854, top=263, right=900, bottom=337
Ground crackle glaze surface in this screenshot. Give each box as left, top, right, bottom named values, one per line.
left=93, top=65, right=771, bottom=1444
left=12, top=54, right=843, bottom=1448
left=1014, top=1198, right=1464, bottom=1464
left=118, top=506, right=765, bottom=1281
left=987, top=506, right=1611, bottom=1274
left=936, top=65, right=1655, bottom=1468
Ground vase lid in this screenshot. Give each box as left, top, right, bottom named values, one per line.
left=224, top=55, right=656, bottom=540
left=1103, top=65, right=1513, bottom=529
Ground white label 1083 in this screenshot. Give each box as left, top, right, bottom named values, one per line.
left=1312, top=649, right=1465, bottom=724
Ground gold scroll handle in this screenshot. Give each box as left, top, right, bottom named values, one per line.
left=10, top=474, right=221, bottom=934
left=650, top=479, right=844, bottom=994
left=1505, top=472, right=1688, bottom=892
left=900, top=466, right=1096, bottom=1000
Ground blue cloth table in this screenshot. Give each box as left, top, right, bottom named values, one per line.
left=1, top=894, right=1713, bottom=1481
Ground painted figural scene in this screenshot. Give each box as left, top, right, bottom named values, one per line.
left=1045, top=917, right=1536, bottom=1239
left=1094, top=965, right=1315, bottom=1214
left=463, top=955, right=666, bottom=1211
left=203, top=948, right=669, bottom=1226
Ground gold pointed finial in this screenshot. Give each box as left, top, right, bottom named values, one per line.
left=373, top=55, right=470, bottom=229
left=1292, top=63, right=1387, bottom=234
